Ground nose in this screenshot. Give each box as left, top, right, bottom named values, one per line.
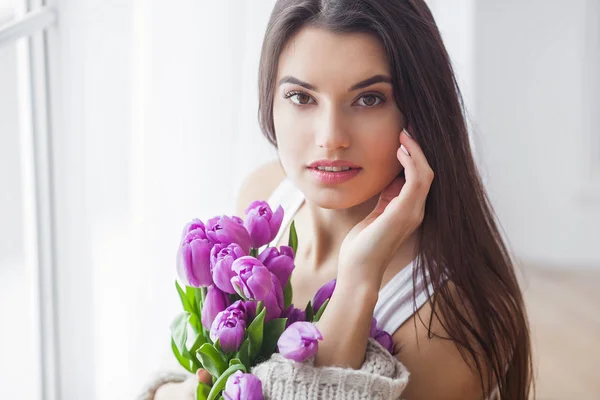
left=314, top=106, right=350, bottom=150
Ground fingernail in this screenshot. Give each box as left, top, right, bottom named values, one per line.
left=400, top=144, right=409, bottom=155
left=403, top=128, right=413, bottom=139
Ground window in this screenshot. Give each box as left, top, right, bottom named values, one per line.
left=0, top=1, right=57, bottom=399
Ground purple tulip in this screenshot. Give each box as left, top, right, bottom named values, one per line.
left=277, top=321, right=323, bottom=362
left=262, top=272, right=284, bottom=323
left=211, top=243, right=247, bottom=294
left=368, top=317, right=394, bottom=353
left=201, top=285, right=230, bottom=330
left=206, top=215, right=251, bottom=253
left=258, top=246, right=295, bottom=288
left=282, top=304, right=306, bottom=328
left=223, top=370, right=264, bottom=400
left=179, top=218, right=206, bottom=241
left=227, top=300, right=252, bottom=320
left=374, top=329, right=394, bottom=354
left=210, top=306, right=247, bottom=353
left=312, top=278, right=336, bottom=313
left=244, top=201, right=284, bottom=248
left=230, top=257, right=273, bottom=301
left=177, top=227, right=213, bottom=288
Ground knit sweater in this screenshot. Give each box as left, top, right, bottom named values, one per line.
left=138, top=337, right=410, bottom=400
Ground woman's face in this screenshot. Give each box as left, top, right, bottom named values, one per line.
left=273, top=26, right=406, bottom=210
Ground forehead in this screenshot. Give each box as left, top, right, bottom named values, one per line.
left=276, top=26, right=390, bottom=84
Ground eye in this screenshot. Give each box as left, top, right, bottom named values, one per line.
left=284, top=90, right=316, bottom=106
left=283, top=90, right=387, bottom=108
left=354, top=93, right=385, bottom=107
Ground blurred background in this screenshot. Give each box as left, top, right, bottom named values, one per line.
left=0, top=0, right=598, bottom=399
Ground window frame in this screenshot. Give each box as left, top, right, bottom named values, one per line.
left=0, top=2, right=58, bottom=400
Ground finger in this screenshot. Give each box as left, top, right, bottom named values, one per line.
left=196, top=368, right=212, bottom=385
left=400, top=131, right=434, bottom=182
left=399, top=125, right=413, bottom=144
left=400, top=130, right=429, bottom=168
left=396, top=141, right=419, bottom=189
left=399, top=134, right=434, bottom=186
left=371, top=175, right=406, bottom=217
left=395, top=142, right=431, bottom=212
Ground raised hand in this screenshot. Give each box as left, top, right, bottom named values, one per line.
left=338, top=127, right=434, bottom=290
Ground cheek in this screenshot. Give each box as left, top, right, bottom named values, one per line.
left=362, top=134, right=401, bottom=168
left=273, top=104, right=311, bottom=170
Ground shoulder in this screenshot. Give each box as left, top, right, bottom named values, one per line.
left=235, top=159, right=286, bottom=217
left=391, top=281, right=489, bottom=399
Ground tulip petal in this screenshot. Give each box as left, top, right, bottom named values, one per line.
left=312, top=278, right=337, bottom=312
left=246, top=266, right=274, bottom=301
left=277, top=321, right=322, bottom=362
left=245, top=210, right=272, bottom=248
left=265, top=255, right=294, bottom=288
left=201, top=285, right=230, bottom=331
left=269, top=205, right=284, bottom=235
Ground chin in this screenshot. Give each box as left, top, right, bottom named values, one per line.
left=300, top=181, right=380, bottom=211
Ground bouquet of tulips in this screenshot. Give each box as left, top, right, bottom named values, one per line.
left=171, top=201, right=334, bottom=399
left=171, top=201, right=395, bottom=400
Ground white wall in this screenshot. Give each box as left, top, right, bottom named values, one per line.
left=474, top=0, right=600, bottom=268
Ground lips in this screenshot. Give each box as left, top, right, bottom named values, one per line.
left=307, top=160, right=361, bottom=169
left=308, top=167, right=361, bottom=184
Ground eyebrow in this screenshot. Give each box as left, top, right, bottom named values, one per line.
left=277, top=74, right=392, bottom=92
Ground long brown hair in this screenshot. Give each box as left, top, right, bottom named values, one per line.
left=257, top=0, right=533, bottom=398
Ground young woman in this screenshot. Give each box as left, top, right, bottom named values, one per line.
left=149, top=0, right=533, bottom=398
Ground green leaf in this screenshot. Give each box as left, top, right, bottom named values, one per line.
left=190, top=331, right=208, bottom=354
left=283, top=278, right=293, bottom=310
left=213, top=339, right=225, bottom=361
left=207, top=363, right=246, bottom=400
left=229, top=358, right=245, bottom=369
left=288, top=220, right=298, bottom=255
left=247, top=306, right=266, bottom=361
left=314, top=298, right=330, bottom=322
left=196, top=343, right=228, bottom=378
left=305, top=301, right=314, bottom=322
left=171, top=338, right=194, bottom=373
left=234, top=338, right=250, bottom=369
left=255, top=301, right=264, bottom=318
left=196, top=382, right=211, bottom=400
left=261, top=318, right=288, bottom=357
left=182, top=347, right=201, bottom=371
left=189, top=313, right=202, bottom=336
left=250, top=248, right=258, bottom=258
left=171, top=312, right=191, bottom=355
left=176, top=281, right=195, bottom=314
left=197, top=287, right=207, bottom=317
left=186, top=285, right=198, bottom=314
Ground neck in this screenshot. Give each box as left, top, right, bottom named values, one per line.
left=295, top=193, right=421, bottom=277
left=298, top=192, right=379, bottom=270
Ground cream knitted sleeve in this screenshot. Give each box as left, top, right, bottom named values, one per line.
left=137, top=338, right=410, bottom=400
left=251, top=337, right=410, bottom=400
left=136, top=370, right=191, bottom=400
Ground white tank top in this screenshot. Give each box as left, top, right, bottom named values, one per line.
left=266, top=177, right=434, bottom=335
